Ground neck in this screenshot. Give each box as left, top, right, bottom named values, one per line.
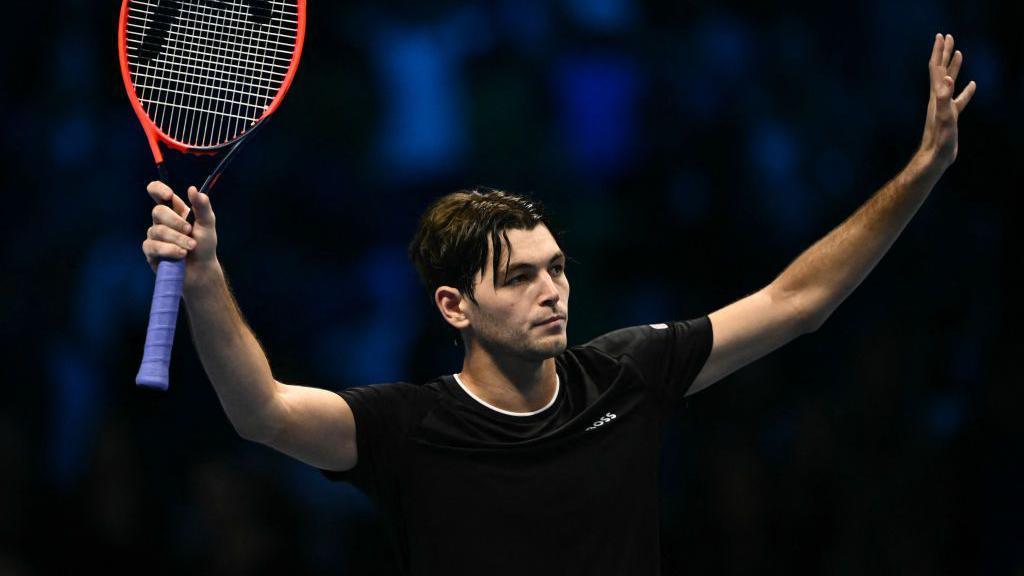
left=458, top=342, right=557, bottom=414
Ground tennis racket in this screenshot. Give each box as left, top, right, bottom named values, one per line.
left=119, top=0, right=306, bottom=390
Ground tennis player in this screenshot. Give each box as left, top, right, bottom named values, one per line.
left=141, top=34, right=974, bottom=575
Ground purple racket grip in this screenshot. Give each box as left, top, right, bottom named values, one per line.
left=136, top=257, right=186, bottom=390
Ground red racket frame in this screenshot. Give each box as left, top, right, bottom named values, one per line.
left=118, top=0, right=307, bottom=160
left=119, top=0, right=306, bottom=391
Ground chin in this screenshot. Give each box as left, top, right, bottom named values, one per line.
left=533, top=337, right=567, bottom=359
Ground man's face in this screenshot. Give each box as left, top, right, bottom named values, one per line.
left=461, top=224, right=569, bottom=361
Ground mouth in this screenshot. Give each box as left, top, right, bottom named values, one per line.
left=535, top=315, right=565, bottom=327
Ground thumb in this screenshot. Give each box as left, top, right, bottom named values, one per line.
left=188, top=186, right=216, bottom=226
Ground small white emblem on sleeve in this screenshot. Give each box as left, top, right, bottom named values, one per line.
left=649, top=323, right=668, bottom=330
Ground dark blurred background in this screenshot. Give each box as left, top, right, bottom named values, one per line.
left=1, top=0, right=1019, bottom=574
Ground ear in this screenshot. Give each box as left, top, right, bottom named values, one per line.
left=436, top=286, right=471, bottom=330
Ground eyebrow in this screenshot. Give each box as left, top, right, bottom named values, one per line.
left=505, top=251, right=566, bottom=276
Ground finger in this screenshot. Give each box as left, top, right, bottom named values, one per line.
left=948, top=50, right=962, bottom=83
left=938, top=75, right=954, bottom=104
left=929, top=33, right=943, bottom=68
left=148, top=224, right=197, bottom=251
left=941, top=34, right=954, bottom=68
left=172, top=193, right=191, bottom=219
left=954, top=80, right=977, bottom=114
left=146, top=180, right=191, bottom=218
left=142, top=238, right=189, bottom=262
left=146, top=180, right=173, bottom=203
left=188, top=186, right=216, bottom=227
left=152, top=204, right=193, bottom=235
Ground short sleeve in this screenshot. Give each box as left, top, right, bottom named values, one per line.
left=579, top=315, right=713, bottom=409
left=317, top=382, right=428, bottom=501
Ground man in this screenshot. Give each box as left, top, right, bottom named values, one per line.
left=141, top=34, right=974, bottom=575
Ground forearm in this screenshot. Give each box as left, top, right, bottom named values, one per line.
left=182, top=260, right=280, bottom=440
left=771, top=149, right=947, bottom=326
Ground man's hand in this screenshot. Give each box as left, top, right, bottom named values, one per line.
left=920, top=33, right=977, bottom=169
left=142, top=182, right=219, bottom=283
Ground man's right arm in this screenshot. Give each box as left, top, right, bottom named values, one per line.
left=183, top=260, right=358, bottom=472
left=263, top=380, right=358, bottom=472
left=144, top=181, right=357, bottom=473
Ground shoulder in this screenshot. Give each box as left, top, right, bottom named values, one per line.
left=339, top=379, right=438, bottom=399
left=337, top=379, right=444, bottom=424
left=572, top=316, right=712, bottom=360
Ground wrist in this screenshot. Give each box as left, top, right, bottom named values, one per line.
left=183, top=258, right=224, bottom=296
left=910, top=147, right=949, bottom=182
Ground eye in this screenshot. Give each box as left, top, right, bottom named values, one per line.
left=551, top=264, right=564, bottom=275
left=508, top=275, right=526, bottom=285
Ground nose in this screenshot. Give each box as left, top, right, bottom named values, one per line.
left=539, top=270, right=561, bottom=306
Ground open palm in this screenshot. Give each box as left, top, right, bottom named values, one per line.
left=921, top=33, right=977, bottom=167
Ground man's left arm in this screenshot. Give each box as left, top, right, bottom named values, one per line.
left=687, top=33, right=977, bottom=397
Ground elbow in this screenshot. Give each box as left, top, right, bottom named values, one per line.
left=803, top=313, right=827, bottom=334
left=235, top=391, right=287, bottom=445
left=801, top=299, right=833, bottom=333
left=785, top=286, right=833, bottom=334
left=236, top=422, right=274, bottom=444
left=797, top=301, right=828, bottom=334
left=803, top=299, right=838, bottom=333
left=769, top=284, right=827, bottom=335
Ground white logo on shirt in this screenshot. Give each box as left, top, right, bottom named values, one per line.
left=649, top=323, right=668, bottom=329
left=585, top=412, right=617, bottom=432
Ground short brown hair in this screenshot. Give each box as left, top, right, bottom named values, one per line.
left=408, top=185, right=564, bottom=345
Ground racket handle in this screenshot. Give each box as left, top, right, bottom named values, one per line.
left=136, top=258, right=186, bottom=390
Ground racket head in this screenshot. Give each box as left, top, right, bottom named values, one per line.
left=118, top=0, right=306, bottom=162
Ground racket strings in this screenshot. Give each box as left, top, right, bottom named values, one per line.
left=125, top=0, right=299, bottom=148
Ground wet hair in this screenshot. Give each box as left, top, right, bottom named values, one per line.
left=408, top=185, right=564, bottom=346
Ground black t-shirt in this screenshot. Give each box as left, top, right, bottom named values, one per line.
left=319, top=316, right=713, bottom=576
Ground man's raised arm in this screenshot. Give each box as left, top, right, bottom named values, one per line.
left=142, top=183, right=357, bottom=472
left=775, top=33, right=977, bottom=328
left=686, top=34, right=977, bottom=395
